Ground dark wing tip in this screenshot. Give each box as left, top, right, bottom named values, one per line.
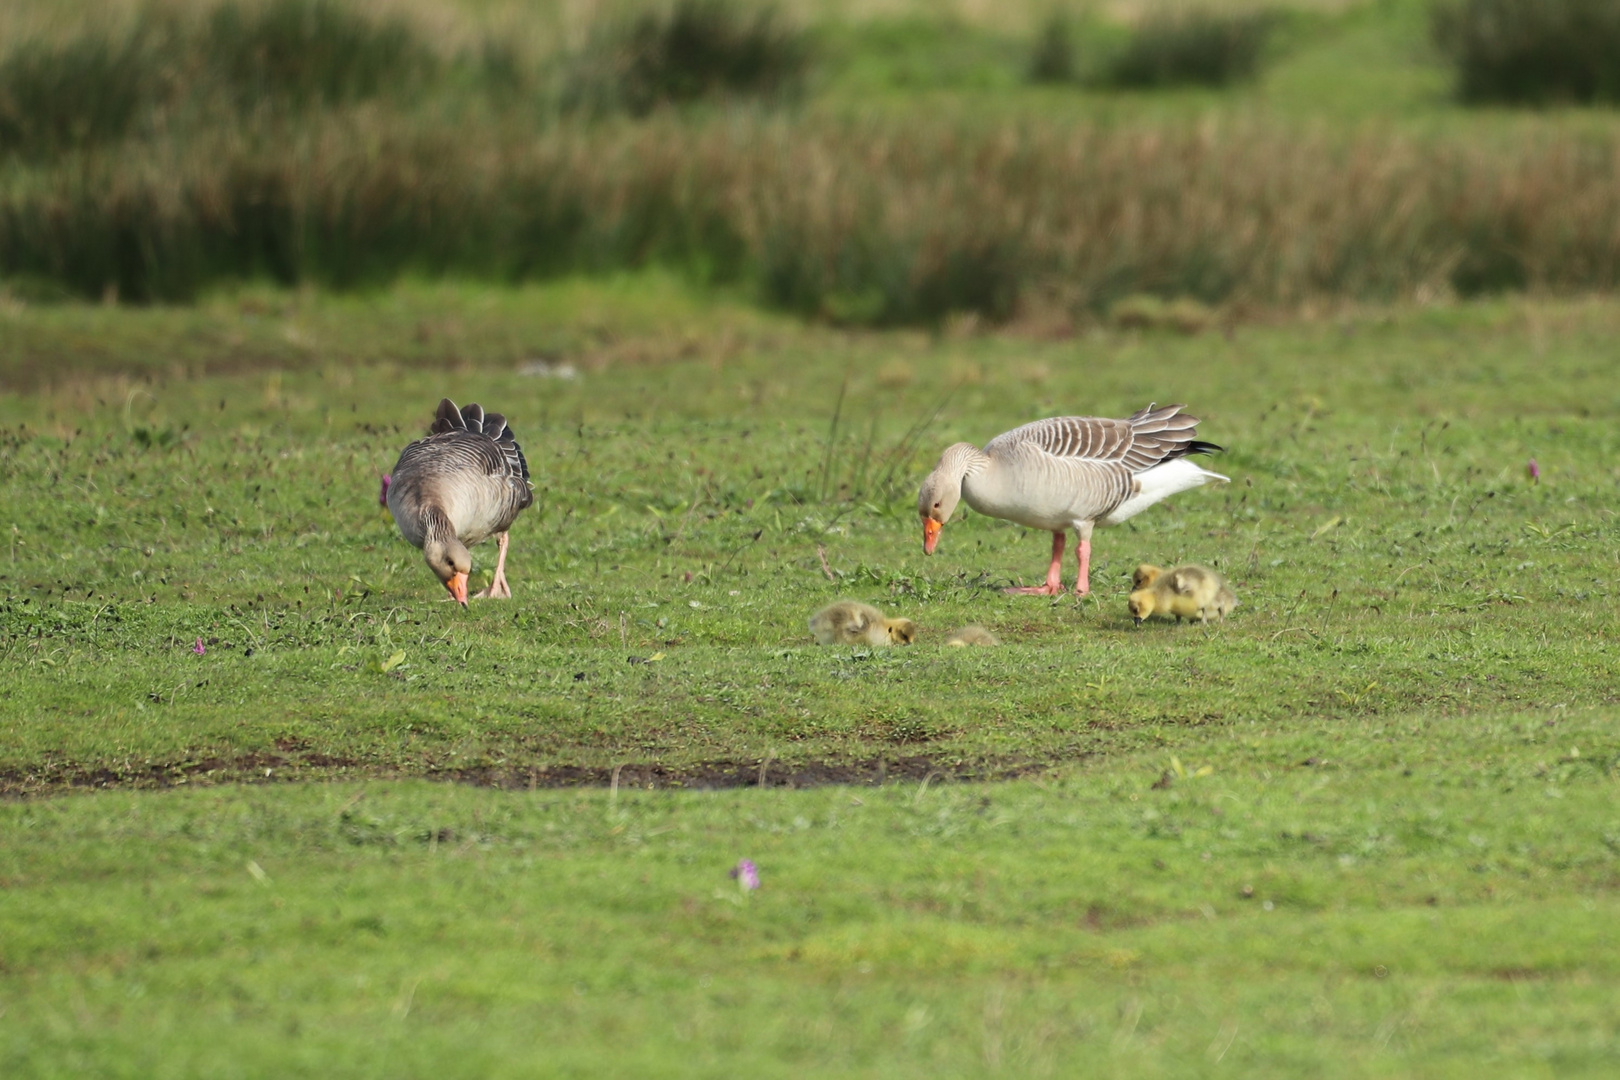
left=431, top=398, right=462, bottom=434
left=460, top=403, right=486, bottom=433
left=1187, top=440, right=1224, bottom=456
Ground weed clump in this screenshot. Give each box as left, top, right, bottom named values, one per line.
left=1105, top=8, right=1273, bottom=89
left=1028, top=12, right=1078, bottom=84
left=1433, top=0, right=1620, bottom=105
left=564, top=0, right=810, bottom=115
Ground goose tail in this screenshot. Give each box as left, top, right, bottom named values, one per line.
left=429, top=398, right=530, bottom=482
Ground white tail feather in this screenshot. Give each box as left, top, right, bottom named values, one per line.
left=1100, top=458, right=1228, bottom=526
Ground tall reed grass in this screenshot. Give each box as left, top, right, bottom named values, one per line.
left=6, top=114, right=1620, bottom=317
left=0, top=0, right=445, bottom=157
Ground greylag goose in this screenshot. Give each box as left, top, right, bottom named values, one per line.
left=1127, top=564, right=1236, bottom=625
left=386, top=398, right=533, bottom=605
left=917, top=403, right=1226, bottom=596
left=808, top=600, right=918, bottom=646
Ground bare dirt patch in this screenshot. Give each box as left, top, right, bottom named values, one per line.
left=0, top=752, right=1060, bottom=799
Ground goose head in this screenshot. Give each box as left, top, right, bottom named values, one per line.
left=917, top=448, right=971, bottom=553
left=1132, top=563, right=1164, bottom=591
left=423, top=535, right=472, bottom=606
left=885, top=617, right=919, bottom=646
left=1127, top=587, right=1159, bottom=627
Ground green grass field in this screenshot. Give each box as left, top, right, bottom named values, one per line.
left=2, top=277, right=1618, bottom=1073
left=5, top=1, right=1620, bottom=1071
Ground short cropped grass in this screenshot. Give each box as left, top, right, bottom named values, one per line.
left=2, top=277, right=1620, bottom=1072
left=2, top=276, right=1618, bottom=788
left=3, top=749, right=1619, bottom=1076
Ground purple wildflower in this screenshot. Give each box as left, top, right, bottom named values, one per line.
left=729, top=858, right=760, bottom=891
left=379, top=474, right=392, bottom=507
left=192, top=638, right=206, bottom=656
left=1527, top=459, right=1540, bottom=483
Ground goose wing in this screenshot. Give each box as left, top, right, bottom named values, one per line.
left=986, top=404, right=1220, bottom=475
left=970, top=404, right=1222, bottom=528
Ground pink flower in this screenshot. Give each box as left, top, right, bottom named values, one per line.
left=192, top=638, right=206, bottom=656
left=1527, top=459, right=1540, bottom=483
left=379, top=474, right=392, bottom=507
left=730, top=858, right=760, bottom=891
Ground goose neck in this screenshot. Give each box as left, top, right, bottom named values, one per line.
left=945, top=442, right=990, bottom=481
left=420, top=504, right=454, bottom=542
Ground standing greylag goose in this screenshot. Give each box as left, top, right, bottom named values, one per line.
left=917, top=403, right=1226, bottom=596
left=387, top=399, right=533, bottom=605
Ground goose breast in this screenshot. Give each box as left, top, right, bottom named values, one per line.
left=964, top=450, right=1130, bottom=531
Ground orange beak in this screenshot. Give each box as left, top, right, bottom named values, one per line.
left=922, top=517, right=942, bottom=554
left=446, top=572, right=469, bottom=607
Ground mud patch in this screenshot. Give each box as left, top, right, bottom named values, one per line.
left=0, top=751, right=1060, bottom=799
left=438, top=755, right=1050, bottom=791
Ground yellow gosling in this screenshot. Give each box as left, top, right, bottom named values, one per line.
left=1127, top=582, right=1202, bottom=625
left=1132, top=563, right=1165, bottom=590
left=809, top=600, right=917, bottom=647
left=1127, top=564, right=1235, bottom=626
left=884, top=617, right=919, bottom=646
left=944, top=625, right=999, bottom=647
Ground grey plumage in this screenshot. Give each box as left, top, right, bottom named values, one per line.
left=387, top=398, right=534, bottom=603
left=1000, top=403, right=1221, bottom=475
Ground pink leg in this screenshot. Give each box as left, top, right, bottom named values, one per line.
left=476, top=533, right=513, bottom=599
left=1074, top=536, right=1092, bottom=596
left=1005, top=531, right=1066, bottom=596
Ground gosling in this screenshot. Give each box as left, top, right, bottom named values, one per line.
left=809, top=600, right=918, bottom=647
left=1127, top=564, right=1235, bottom=626
left=1166, top=565, right=1238, bottom=622
left=1208, top=582, right=1239, bottom=621
left=944, top=625, right=999, bottom=647
left=1131, top=563, right=1164, bottom=591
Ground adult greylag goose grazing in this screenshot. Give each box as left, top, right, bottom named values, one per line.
left=917, top=403, right=1226, bottom=596
left=386, top=398, right=534, bottom=605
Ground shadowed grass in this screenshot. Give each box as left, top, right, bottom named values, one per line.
left=1105, top=7, right=1277, bottom=89
left=1434, top=0, right=1620, bottom=106
left=562, top=0, right=811, bottom=116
